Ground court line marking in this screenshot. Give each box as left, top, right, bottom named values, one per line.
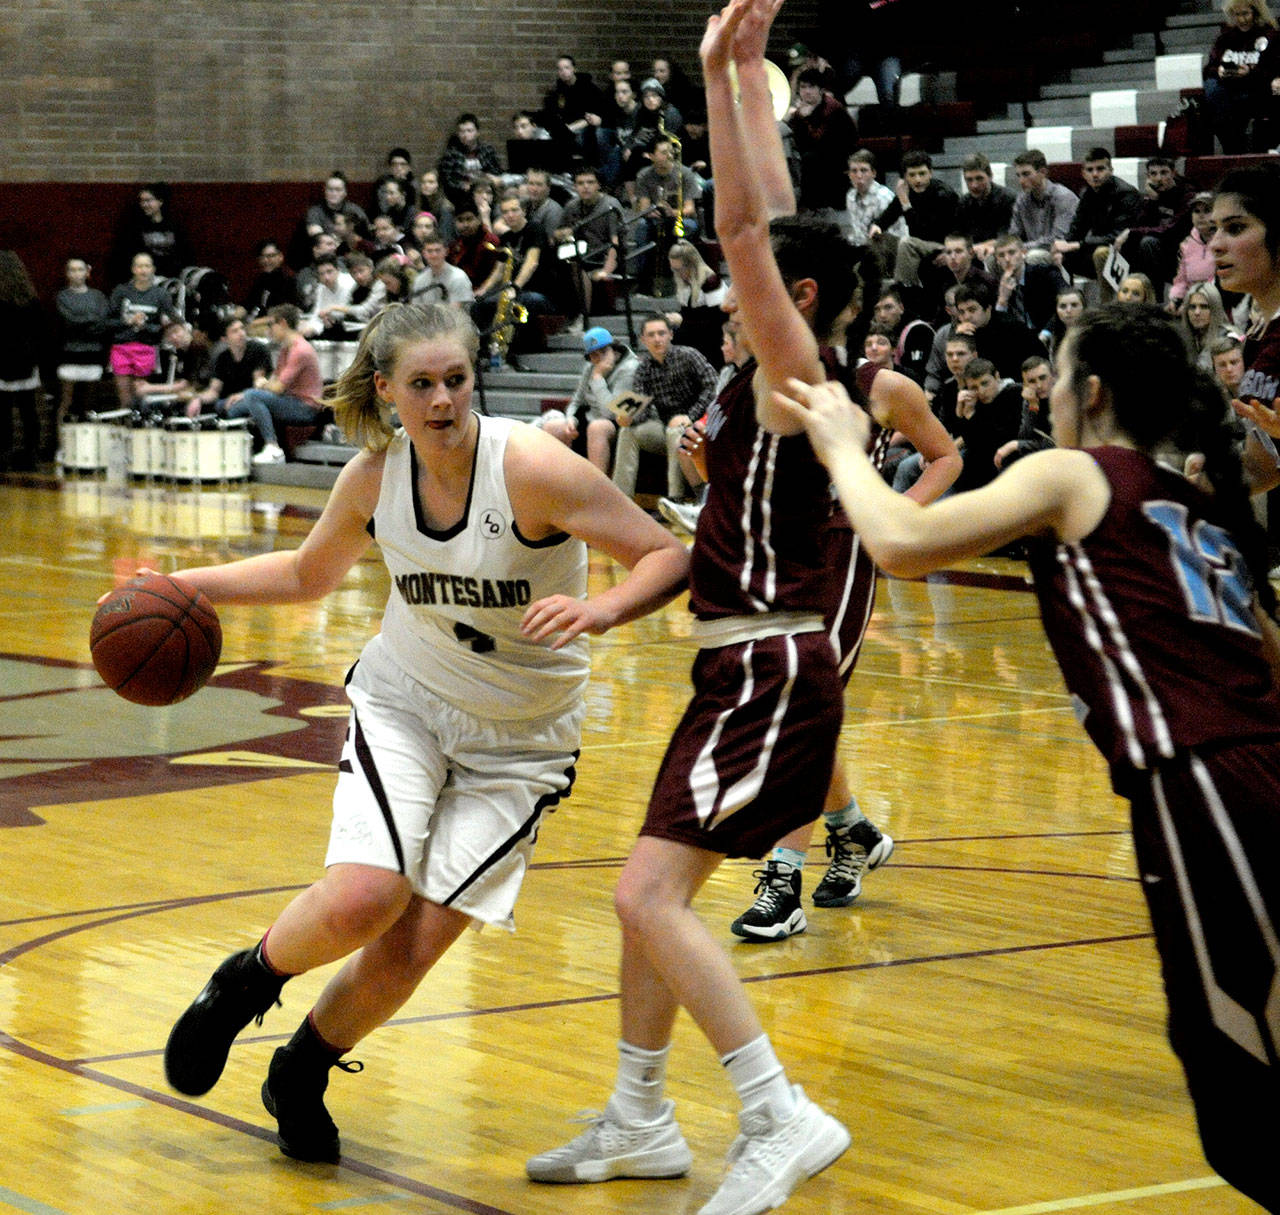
left=0, top=1185, right=69, bottom=1215
left=969, top=1173, right=1225, bottom=1213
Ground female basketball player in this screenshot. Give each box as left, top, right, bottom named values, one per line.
left=774, top=301, right=1280, bottom=1213
left=1210, top=162, right=1280, bottom=495
left=160, top=301, right=689, bottom=1163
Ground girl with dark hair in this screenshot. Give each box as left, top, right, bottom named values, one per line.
left=1211, top=162, right=1280, bottom=492
left=778, top=302, right=1280, bottom=1214
left=160, top=301, right=687, bottom=1166
left=0, top=250, right=45, bottom=471
left=109, top=182, right=193, bottom=281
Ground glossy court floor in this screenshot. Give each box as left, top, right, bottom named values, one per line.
left=0, top=470, right=1263, bottom=1214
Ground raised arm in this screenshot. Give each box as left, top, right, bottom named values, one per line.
left=731, top=0, right=794, bottom=219
left=703, top=0, right=824, bottom=432
left=773, top=377, right=1108, bottom=578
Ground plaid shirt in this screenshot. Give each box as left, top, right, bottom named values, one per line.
left=633, top=344, right=718, bottom=425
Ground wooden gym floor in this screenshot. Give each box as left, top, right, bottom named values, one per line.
left=0, top=470, right=1262, bottom=1215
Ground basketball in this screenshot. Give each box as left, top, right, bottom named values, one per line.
left=90, top=573, right=222, bottom=706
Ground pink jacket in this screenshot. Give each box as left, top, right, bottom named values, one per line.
left=1169, top=229, right=1214, bottom=305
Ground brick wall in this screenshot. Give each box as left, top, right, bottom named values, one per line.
left=1, top=0, right=818, bottom=183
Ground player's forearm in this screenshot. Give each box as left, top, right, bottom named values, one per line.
left=735, top=59, right=794, bottom=218
left=587, top=542, right=689, bottom=629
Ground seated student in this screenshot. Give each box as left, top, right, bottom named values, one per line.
left=1202, top=0, right=1280, bottom=153
left=861, top=323, right=895, bottom=371
left=448, top=205, right=500, bottom=295
left=367, top=214, right=407, bottom=262
left=242, top=239, right=299, bottom=327
left=1179, top=281, right=1240, bottom=370
left=372, top=146, right=419, bottom=216
left=224, top=304, right=324, bottom=464
left=1116, top=272, right=1159, bottom=305
left=108, top=252, right=178, bottom=409
left=185, top=316, right=273, bottom=418
left=993, top=233, right=1067, bottom=335
left=1209, top=333, right=1245, bottom=399
left=375, top=256, right=416, bottom=307
left=1052, top=147, right=1143, bottom=291
left=634, top=136, right=703, bottom=292
left=923, top=282, right=962, bottom=397
left=438, top=112, right=504, bottom=209
left=417, top=169, right=455, bottom=244
left=870, top=150, right=960, bottom=288
left=1044, top=284, right=1086, bottom=367
left=844, top=149, right=905, bottom=270
left=664, top=239, right=725, bottom=364
left=950, top=356, right=1024, bottom=492
left=920, top=231, right=996, bottom=325
left=294, top=231, right=344, bottom=315
left=894, top=330, right=977, bottom=492
left=954, top=280, right=1047, bottom=382
left=536, top=326, right=641, bottom=475
left=293, top=172, right=369, bottom=266
left=299, top=255, right=356, bottom=340
left=317, top=253, right=388, bottom=335
left=554, top=166, right=626, bottom=321
left=994, top=354, right=1056, bottom=471
left=55, top=255, right=111, bottom=427
left=1113, top=157, right=1197, bottom=295
left=955, top=153, right=1017, bottom=264
left=786, top=67, right=858, bottom=211
left=1169, top=192, right=1217, bottom=312
left=1010, top=148, right=1079, bottom=264
left=410, top=239, right=471, bottom=308
left=372, top=177, right=414, bottom=232
left=874, top=285, right=933, bottom=387
left=132, top=318, right=210, bottom=416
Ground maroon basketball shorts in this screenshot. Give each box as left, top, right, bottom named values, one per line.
left=640, top=628, right=843, bottom=859
left=820, top=517, right=877, bottom=685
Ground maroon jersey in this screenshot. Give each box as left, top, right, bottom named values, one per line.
left=1028, top=446, right=1280, bottom=777
left=689, top=360, right=835, bottom=619
left=1241, top=312, right=1280, bottom=463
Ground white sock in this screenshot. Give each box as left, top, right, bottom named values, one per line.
left=823, top=797, right=867, bottom=833
left=770, top=847, right=807, bottom=871
left=611, top=1040, right=670, bottom=1124
left=722, top=1034, right=797, bottom=1118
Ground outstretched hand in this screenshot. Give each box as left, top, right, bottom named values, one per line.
left=700, top=0, right=753, bottom=77
left=732, top=0, right=785, bottom=63
left=770, top=377, right=872, bottom=466
left=1233, top=395, right=1280, bottom=439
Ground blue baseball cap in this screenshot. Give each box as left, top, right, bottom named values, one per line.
left=582, top=326, right=614, bottom=357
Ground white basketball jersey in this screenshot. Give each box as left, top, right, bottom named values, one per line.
left=370, top=415, right=590, bottom=720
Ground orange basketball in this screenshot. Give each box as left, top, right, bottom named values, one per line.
left=90, top=573, right=222, bottom=706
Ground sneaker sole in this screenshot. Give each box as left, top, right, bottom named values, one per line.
left=528, top=1137, right=693, bottom=1183
left=731, top=908, right=807, bottom=941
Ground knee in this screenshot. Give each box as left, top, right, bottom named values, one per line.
left=317, top=865, right=412, bottom=941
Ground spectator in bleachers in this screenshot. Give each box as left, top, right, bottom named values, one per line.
left=368, top=214, right=407, bottom=262
left=511, top=110, right=552, bottom=145
left=991, top=355, right=1057, bottom=473
left=1116, top=271, right=1159, bottom=304
left=1178, top=281, right=1240, bottom=368
left=612, top=313, right=715, bottom=504
left=665, top=239, right=726, bottom=364
left=555, top=166, right=626, bottom=321
left=634, top=137, right=702, bottom=292
left=224, top=303, right=323, bottom=465
left=922, top=232, right=997, bottom=324
left=845, top=150, right=904, bottom=260
left=954, top=280, right=1047, bottom=382
left=439, top=114, right=504, bottom=211
left=1010, top=149, right=1079, bottom=265
left=861, top=324, right=895, bottom=371
left=110, top=182, right=193, bottom=283
left=872, top=150, right=960, bottom=288
left=473, top=192, right=556, bottom=347
left=0, top=250, right=46, bottom=470
left=295, top=231, right=343, bottom=314
left=1113, top=157, right=1196, bottom=295
left=893, top=330, right=977, bottom=493
left=1052, top=147, right=1143, bottom=292
left=303, top=173, right=370, bottom=244
left=108, top=252, right=178, bottom=409
left=873, top=284, right=933, bottom=387
left=630, top=78, right=685, bottom=166
left=242, top=240, right=299, bottom=327
left=1169, top=192, right=1217, bottom=311
left=787, top=68, right=858, bottom=212
left=785, top=43, right=843, bottom=107
left=650, top=55, right=698, bottom=119
left=330, top=212, right=373, bottom=263
left=374, top=178, right=414, bottom=232
left=1203, top=0, right=1280, bottom=153
left=923, top=282, right=963, bottom=396
left=299, top=255, right=356, bottom=340
left=993, top=234, right=1067, bottom=335
left=603, top=78, right=642, bottom=193
left=543, top=54, right=608, bottom=146
left=448, top=205, right=500, bottom=295
left=317, top=254, right=388, bottom=335
left=373, top=147, right=418, bottom=215
left=418, top=169, right=455, bottom=243
left=404, top=210, right=439, bottom=257
left=611, top=59, right=632, bottom=88
left=1209, top=334, right=1245, bottom=397
left=955, top=154, right=1017, bottom=264
left=537, top=325, right=639, bottom=474
left=375, top=256, right=415, bottom=306
left=54, top=256, right=110, bottom=427
left=1044, top=284, right=1086, bottom=366
left=409, top=239, right=471, bottom=308
left=950, top=357, right=1025, bottom=492
left=131, top=318, right=210, bottom=415
left=184, top=316, right=272, bottom=419
left=524, top=169, right=565, bottom=246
